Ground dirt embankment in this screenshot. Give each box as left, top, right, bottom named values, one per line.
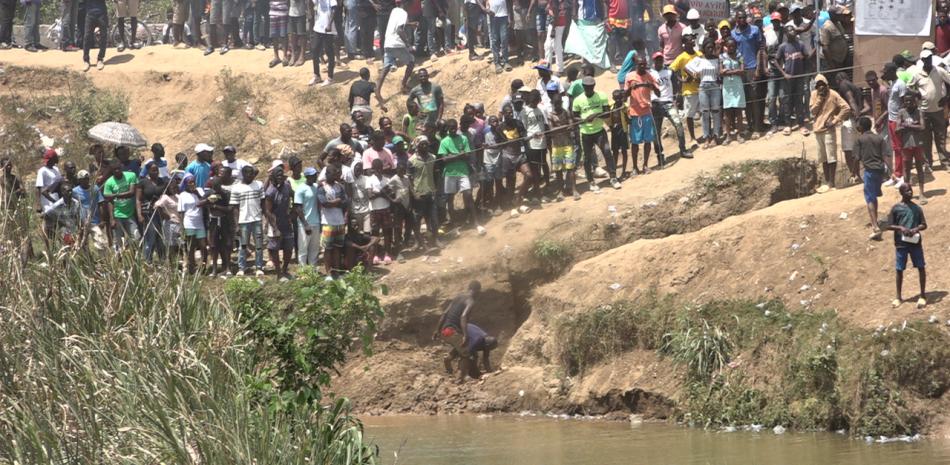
left=7, top=53, right=950, bottom=435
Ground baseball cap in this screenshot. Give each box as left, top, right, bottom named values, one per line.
left=42, top=148, right=58, bottom=162
left=77, top=170, right=90, bottom=180
left=517, top=85, right=532, bottom=93
left=686, top=8, right=699, bottom=20
left=223, top=145, right=237, bottom=153
left=194, top=143, right=214, bottom=153
left=718, top=19, right=731, bottom=30
left=789, top=3, right=802, bottom=13
left=545, top=80, right=561, bottom=92
left=413, top=135, right=429, bottom=148
left=922, top=41, right=937, bottom=51
left=533, top=63, right=552, bottom=73
left=392, top=135, right=406, bottom=146
left=581, top=76, right=596, bottom=86
left=661, top=4, right=677, bottom=16
left=268, top=159, right=284, bottom=172
left=770, top=11, right=782, bottom=21
left=652, top=51, right=664, bottom=60
left=512, top=93, right=525, bottom=102
left=303, top=167, right=318, bottom=176
left=921, top=49, right=934, bottom=59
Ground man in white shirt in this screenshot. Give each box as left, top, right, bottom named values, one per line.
left=649, top=51, right=690, bottom=163
left=375, top=0, right=416, bottom=103
left=35, top=148, right=62, bottom=239
left=911, top=49, right=950, bottom=167
left=229, top=165, right=266, bottom=276
left=309, top=0, right=338, bottom=86
left=222, top=145, right=251, bottom=182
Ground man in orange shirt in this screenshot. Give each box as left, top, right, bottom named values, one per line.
left=625, top=55, right=660, bottom=174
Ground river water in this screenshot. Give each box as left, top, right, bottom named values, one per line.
left=362, top=415, right=950, bottom=465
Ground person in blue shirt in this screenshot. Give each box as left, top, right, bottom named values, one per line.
left=186, top=144, right=214, bottom=187
left=442, top=323, right=498, bottom=381
left=72, top=169, right=109, bottom=250
left=732, top=10, right=767, bottom=137
left=140, top=143, right=169, bottom=179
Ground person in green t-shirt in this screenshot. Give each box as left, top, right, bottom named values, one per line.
left=437, top=119, right=483, bottom=233
left=102, top=160, right=140, bottom=250
left=571, top=76, right=621, bottom=192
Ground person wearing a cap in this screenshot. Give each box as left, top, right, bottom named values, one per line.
left=882, top=62, right=909, bottom=187
left=683, top=9, right=705, bottom=47
left=187, top=144, right=214, bottom=188
left=375, top=0, right=416, bottom=109
left=293, top=167, right=321, bottom=266
left=72, top=169, right=108, bottom=250
left=221, top=145, right=250, bottom=183
left=819, top=5, right=849, bottom=73
left=784, top=3, right=815, bottom=64
left=103, top=159, right=141, bottom=250
left=140, top=143, right=169, bottom=180
left=572, top=75, right=621, bottom=191
left=534, top=64, right=563, bottom=108
left=909, top=48, right=950, bottom=169
left=670, top=33, right=702, bottom=145
left=658, top=4, right=684, bottom=65
left=285, top=155, right=307, bottom=193
left=500, top=79, right=526, bottom=113
left=649, top=50, right=691, bottom=162
left=35, top=149, right=62, bottom=235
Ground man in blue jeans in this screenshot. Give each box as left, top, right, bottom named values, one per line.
left=230, top=165, right=266, bottom=276
left=888, top=183, right=928, bottom=309
left=21, top=0, right=42, bottom=52
left=487, top=0, right=509, bottom=73
left=82, top=0, right=108, bottom=70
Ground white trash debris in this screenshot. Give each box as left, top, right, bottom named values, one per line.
left=608, top=283, right=623, bottom=291
left=799, top=284, right=811, bottom=292
left=773, top=425, right=786, bottom=435
left=839, top=212, right=849, bottom=220
left=518, top=390, right=525, bottom=397
left=789, top=271, right=798, bottom=281
left=929, top=315, right=938, bottom=324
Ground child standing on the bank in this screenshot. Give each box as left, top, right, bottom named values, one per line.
left=854, top=117, right=887, bottom=240
left=888, top=183, right=928, bottom=309
left=368, top=158, right=394, bottom=265
left=897, top=91, right=927, bottom=204
left=547, top=91, right=578, bottom=201
left=609, top=89, right=630, bottom=178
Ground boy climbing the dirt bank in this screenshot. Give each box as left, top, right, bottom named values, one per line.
left=443, top=323, right=498, bottom=380
left=432, top=281, right=481, bottom=383
left=889, top=183, right=927, bottom=309
left=854, top=116, right=887, bottom=240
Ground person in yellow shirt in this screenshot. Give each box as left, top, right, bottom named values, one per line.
left=669, top=33, right=702, bottom=144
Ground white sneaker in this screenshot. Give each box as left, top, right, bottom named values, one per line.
left=590, top=184, right=601, bottom=192
left=894, top=177, right=905, bottom=188
left=816, top=184, right=830, bottom=194
left=236, top=270, right=246, bottom=276
left=594, top=167, right=609, bottom=178
left=882, top=178, right=896, bottom=187
left=321, top=79, right=332, bottom=87
left=255, top=269, right=265, bottom=277
left=308, top=75, right=318, bottom=86
left=476, top=225, right=487, bottom=236
left=610, top=179, right=622, bottom=190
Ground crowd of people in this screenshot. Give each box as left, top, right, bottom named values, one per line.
left=0, top=0, right=942, bottom=309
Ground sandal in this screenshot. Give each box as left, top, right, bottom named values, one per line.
left=782, top=127, right=791, bottom=136
left=892, top=298, right=902, bottom=308
left=268, top=58, right=281, bottom=68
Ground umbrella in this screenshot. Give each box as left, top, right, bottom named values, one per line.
left=87, top=122, right=147, bottom=148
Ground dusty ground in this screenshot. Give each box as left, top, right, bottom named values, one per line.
left=6, top=47, right=950, bottom=430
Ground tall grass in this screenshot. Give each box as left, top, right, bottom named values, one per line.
left=0, top=224, right=377, bottom=463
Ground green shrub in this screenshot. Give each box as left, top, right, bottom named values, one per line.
left=226, top=266, right=385, bottom=411
left=533, top=238, right=573, bottom=269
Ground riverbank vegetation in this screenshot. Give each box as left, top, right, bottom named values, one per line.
left=554, top=295, right=950, bottom=437
left=0, top=235, right=382, bottom=463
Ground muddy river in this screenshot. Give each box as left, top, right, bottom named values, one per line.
left=362, top=415, right=950, bottom=465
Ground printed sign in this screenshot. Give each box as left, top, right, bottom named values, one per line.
left=856, top=0, right=932, bottom=36
left=688, top=0, right=730, bottom=20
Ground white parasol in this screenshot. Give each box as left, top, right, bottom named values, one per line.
left=87, top=122, right=148, bottom=147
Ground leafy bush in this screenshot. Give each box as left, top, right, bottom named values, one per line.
left=63, top=84, right=130, bottom=136
left=226, top=266, right=385, bottom=411
left=533, top=238, right=573, bottom=269
left=662, top=318, right=732, bottom=382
